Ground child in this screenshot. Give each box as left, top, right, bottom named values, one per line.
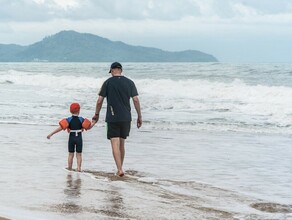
left=47, top=103, right=96, bottom=172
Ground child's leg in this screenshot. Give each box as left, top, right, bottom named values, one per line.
left=68, top=153, right=74, bottom=170
left=76, top=153, right=82, bottom=172
left=75, top=135, right=83, bottom=172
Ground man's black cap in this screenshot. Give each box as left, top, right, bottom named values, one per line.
left=109, top=62, right=122, bottom=73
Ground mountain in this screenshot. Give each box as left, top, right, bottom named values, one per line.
left=0, top=44, right=27, bottom=62
left=0, top=30, right=218, bottom=62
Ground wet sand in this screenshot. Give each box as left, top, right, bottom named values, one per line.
left=0, top=124, right=292, bottom=219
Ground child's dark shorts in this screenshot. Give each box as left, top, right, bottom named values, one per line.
left=68, top=133, right=83, bottom=153
left=107, top=122, right=131, bottom=140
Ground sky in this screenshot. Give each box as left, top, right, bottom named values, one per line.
left=1, top=0, right=292, bottom=62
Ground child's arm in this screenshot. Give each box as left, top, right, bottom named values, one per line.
left=47, top=126, right=63, bottom=139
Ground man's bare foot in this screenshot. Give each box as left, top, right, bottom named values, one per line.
left=117, top=170, right=124, bottom=177
left=67, top=167, right=72, bottom=171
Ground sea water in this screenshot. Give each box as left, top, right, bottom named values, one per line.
left=0, top=62, right=291, bottom=219
left=0, top=62, right=291, bottom=134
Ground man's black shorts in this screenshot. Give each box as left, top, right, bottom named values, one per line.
left=68, top=133, right=83, bottom=153
left=107, top=122, right=131, bottom=140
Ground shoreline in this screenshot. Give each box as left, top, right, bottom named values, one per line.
left=0, top=123, right=291, bottom=219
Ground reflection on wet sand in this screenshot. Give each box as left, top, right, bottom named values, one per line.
left=51, top=173, right=83, bottom=214
left=100, top=186, right=128, bottom=218
left=64, top=173, right=82, bottom=198
left=49, top=171, right=132, bottom=218
left=44, top=170, right=292, bottom=219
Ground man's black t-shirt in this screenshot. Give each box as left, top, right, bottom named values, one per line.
left=99, top=76, right=138, bottom=122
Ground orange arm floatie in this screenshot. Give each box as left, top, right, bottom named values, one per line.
left=59, top=118, right=69, bottom=130
left=82, top=118, right=91, bottom=130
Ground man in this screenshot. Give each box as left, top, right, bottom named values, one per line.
left=93, top=62, right=142, bottom=177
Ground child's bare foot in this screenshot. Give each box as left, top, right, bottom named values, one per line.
left=67, top=167, right=72, bottom=171
left=77, top=168, right=81, bottom=172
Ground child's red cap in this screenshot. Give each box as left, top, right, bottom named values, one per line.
left=70, top=103, right=80, bottom=114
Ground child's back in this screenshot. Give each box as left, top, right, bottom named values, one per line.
left=47, top=103, right=96, bottom=172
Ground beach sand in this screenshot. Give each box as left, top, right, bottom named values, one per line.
left=0, top=123, right=291, bottom=219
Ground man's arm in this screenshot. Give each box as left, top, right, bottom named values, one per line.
left=132, top=96, right=142, bottom=128
left=92, top=96, right=104, bottom=122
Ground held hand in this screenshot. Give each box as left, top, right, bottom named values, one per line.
left=137, top=117, right=142, bottom=128
left=90, top=120, right=97, bottom=129
left=47, top=135, right=51, bottom=139
left=92, top=114, right=99, bottom=122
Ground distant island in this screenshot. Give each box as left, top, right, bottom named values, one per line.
left=0, top=30, right=218, bottom=62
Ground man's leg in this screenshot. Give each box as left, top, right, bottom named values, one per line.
left=119, top=138, right=125, bottom=167
left=76, top=153, right=82, bottom=172
left=68, top=153, right=74, bottom=170
left=110, top=137, right=124, bottom=176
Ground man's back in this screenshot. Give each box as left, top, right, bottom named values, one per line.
left=99, top=76, right=138, bottom=122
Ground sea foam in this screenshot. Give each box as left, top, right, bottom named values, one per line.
left=1, top=67, right=291, bottom=134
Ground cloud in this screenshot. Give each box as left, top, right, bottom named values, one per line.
left=1, top=0, right=292, bottom=62
left=1, top=0, right=292, bottom=23
left=231, top=2, right=259, bottom=17
left=33, top=0, right=80, bottom=10
left=0, top=0, right=81, bottom=21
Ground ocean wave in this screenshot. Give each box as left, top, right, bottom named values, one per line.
left=1, top=118, right=291, bottom=135
left=1, top=68, right=292, bottom=135
left=0, top=79, right=14, bottom=84
left=1, top=69, right=291, bottom=91
left=139, top=120, right=292, bottom=135
left=0, top=69, right=107, bottom=90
